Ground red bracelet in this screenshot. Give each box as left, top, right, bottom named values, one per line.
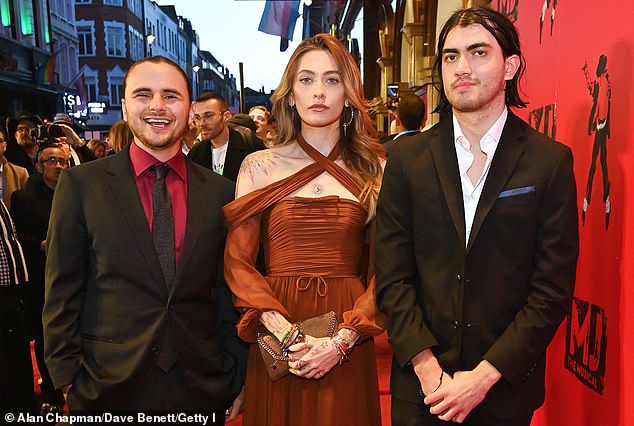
left=331, top=335, right=351, bottom=364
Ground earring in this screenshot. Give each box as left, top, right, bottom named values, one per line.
left=292, top=104, right=301, bottom=130
left=342, top=106, right=354, bottom=137
left=288, top=94, right=295, bottom=107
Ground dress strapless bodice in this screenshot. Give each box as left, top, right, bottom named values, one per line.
left=262, top=196, right=365, bottom=277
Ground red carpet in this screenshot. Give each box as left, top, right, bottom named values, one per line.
left=226, top=332, right=393, bottom=426
left=376, top=331, right=393, bottom=425
left=32, top=335, right=393, bottom=425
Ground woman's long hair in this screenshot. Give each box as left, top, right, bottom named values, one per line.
left=270, top=33, right=385, bottom=219
left=108, top=120, right=133, bottom=153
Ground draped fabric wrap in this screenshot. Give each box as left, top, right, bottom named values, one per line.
left=223, top=135, right=384, bottom=426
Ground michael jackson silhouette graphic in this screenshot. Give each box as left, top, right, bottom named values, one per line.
left=581, top=54, right=612, bottom=229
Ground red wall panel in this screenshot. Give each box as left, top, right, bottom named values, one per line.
left=492, top=1, right=634, bottom=425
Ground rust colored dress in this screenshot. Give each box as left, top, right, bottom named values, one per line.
left=223, top=136, right=385, bottom=426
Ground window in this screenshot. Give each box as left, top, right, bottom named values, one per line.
left=65, top=0, right=74, bottom=18
left=104, top=21, right=125, bottom=58
left=77, top=22, right=95, bottom=56
left=75, top=0, right=92, bottom=4
left=104, top=0, right=122, bottom=6
left=128, top=25, right=143, bottom=61
left=108, top=67, right=126, bottom=106
left=0, top=0, right=13, bottom=28
left=84, top=74, right=98, bottom=102
left=109, top=78, right=124, bottom=106
left=127, top=0, right=142, bottom=19
left=20, top=0, right=34, bottom=36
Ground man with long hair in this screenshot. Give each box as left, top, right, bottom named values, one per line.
left=376, top=7, right=578, bottom=425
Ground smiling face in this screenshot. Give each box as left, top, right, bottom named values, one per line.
left=121, top=60, right=192, bottom=158
left=292, top=49, right=346, bottom=132
left=441, top=23, right=519, bottom=116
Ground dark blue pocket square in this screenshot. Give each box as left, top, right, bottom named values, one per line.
left=498, top=186, right=536, bottom=198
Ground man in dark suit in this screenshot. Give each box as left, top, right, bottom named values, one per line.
left=43, top=56, right=245, bottom=419
left=11, top=142, right=69, bottom=413
left=382, top=94, right=426, bottom=155
left=188, top=92, right=266, bottom=181
left=375, top=8, right=579, bottom=426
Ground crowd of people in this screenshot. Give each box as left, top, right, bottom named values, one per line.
left=0, top=7, right=579, bottom=426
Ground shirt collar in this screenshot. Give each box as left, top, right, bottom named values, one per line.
left=453, top=108, right=508, bottom=152
left=394, top=129, right=419, bottom=139
left=129, top=141, right=187, bottom=181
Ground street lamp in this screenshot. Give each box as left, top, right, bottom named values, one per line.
left=192, top=64, right=201, bottom=98
left=146, top=34, right=156, bottom=56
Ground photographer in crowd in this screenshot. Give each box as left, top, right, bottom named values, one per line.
left=5, top=112, right=43, bottom=175
left=50, top=113, right=95, bottom=167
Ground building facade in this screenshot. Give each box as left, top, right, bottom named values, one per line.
left=0, top=0, right=57, bottom=122
left=75, top=0, right=144, bottom=134
left=197, top=49, right=238, bottom=110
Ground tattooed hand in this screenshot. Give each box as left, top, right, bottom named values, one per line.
left=260, top=310, right=292, bottom=342
left=288, top=335, right=340, bottom=380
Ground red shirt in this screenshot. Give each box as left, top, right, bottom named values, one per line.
left=129, top=142, right=187, bottom=267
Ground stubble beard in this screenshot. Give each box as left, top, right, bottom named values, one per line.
left=130, top=118, right=186, bottom=152
left=447, top=80, right=507, bottom=114
left=17, top=135, right=36, bottom=149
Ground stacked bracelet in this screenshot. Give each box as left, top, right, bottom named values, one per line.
left=331, top=335, right=352, bottom=364
left=281, top=323, right=301, bottom=350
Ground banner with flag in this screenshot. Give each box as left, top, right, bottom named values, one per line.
left=258, top=0, right=301, bottom=41
left=36, top=51, right=58, bottom=84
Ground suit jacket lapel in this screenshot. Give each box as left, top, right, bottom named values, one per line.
left=107, top=147, right=166, bottom=291
left=224, top=128, right=247, bottom=181
left=171, top=161, right=207, bottom=294
left=429, top=120, right=467, bottom=248
left=467, top=112, right=527, bottom=252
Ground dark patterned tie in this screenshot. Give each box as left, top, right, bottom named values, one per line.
left=151, top=165, right=178, bottom=372
left=152, top=164, right=175, bottom=289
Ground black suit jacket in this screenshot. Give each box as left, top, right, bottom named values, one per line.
left=188, top=127, right=266, bottom=182
left=10, top=174, right=53, bottom=326
left=375, top=111, right=579, bottom=418
left=43, top=146, right=245, bottom=410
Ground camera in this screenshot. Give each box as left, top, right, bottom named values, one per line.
left=30, top=124, right=64, bottom=143
left=387, top=83, right=399, bottom=111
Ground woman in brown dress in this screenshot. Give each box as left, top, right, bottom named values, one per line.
left=223, top=34, right=386, bottom=426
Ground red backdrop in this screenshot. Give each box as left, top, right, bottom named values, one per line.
left=492, top=1, right=634, bottom=425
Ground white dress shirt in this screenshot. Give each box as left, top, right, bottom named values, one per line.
left=453, top=108, right=508, bottom=246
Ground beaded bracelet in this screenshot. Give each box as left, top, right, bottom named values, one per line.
left=281, top=323, right=300, bottom=349
left=331, top=335, right=352, bottom=364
